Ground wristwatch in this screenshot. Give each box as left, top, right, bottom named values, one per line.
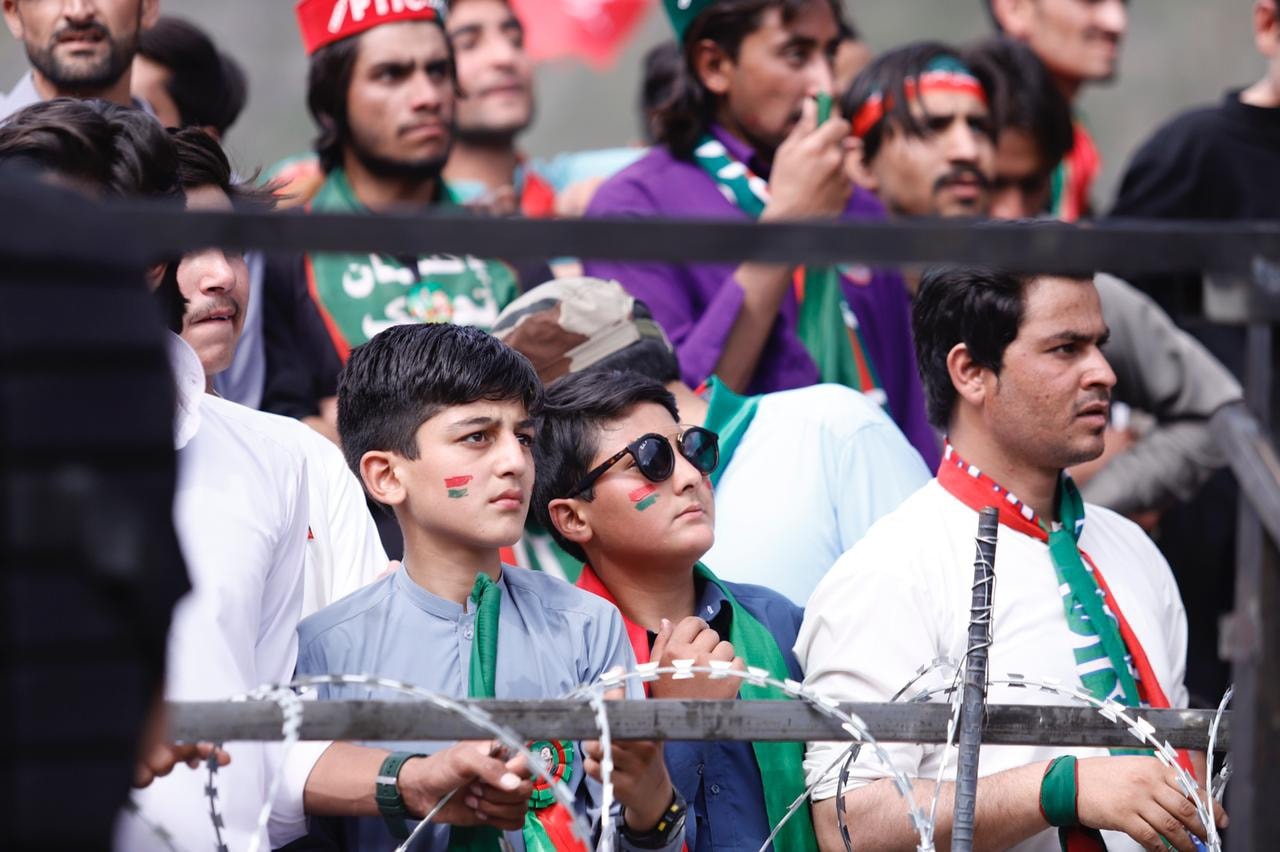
left=620, top=787, right=688, bottom=849
left=375, top=751, right=426, bottom=839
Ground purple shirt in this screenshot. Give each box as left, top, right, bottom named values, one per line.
left=583, top=127, right=939, bottom=468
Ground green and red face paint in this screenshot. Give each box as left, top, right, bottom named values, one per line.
left=629, top=483, right=659, bottom=512
left=445, top=475, right=472, bottom=499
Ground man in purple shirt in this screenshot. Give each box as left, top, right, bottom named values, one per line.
left=583, top=0, right=938, bottom=466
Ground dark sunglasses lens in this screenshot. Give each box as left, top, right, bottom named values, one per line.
left=681, top=428, right=719, bottom=474
left=635, top=435, right=675, bottom=481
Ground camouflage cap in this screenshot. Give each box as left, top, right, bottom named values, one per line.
left=492, top=277, right=673, bottom=385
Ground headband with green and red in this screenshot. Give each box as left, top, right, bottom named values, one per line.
left=851, top=56, right=987, bottom=138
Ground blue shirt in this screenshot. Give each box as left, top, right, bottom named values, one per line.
left=659, top=578, right=805, bottom=852
left=294, top=564, right=682, bottom=851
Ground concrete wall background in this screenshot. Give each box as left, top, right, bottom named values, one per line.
left=1, top=1, right=1265, bottom=208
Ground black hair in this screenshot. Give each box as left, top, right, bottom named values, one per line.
left=104, top=105, right=181, bottom=199
left=137, top=17, right=248, bottom=136
left=837, top=15, right=860, bottom=41
left=307, top=25, right=459, bottom=174
left=585, top=301, right=681, bottom=384
left=170, top=126, right=274, bottom=208
left=0, top=98, right=116, bottom=191
left=842, top=41, right=996, bottom=162
left=652, top=0, right=837, bottom=159
left=532, top=370, right=680, bottom=562
left=337, top=323, right=543, bottom=481
left=964, top=36, right=1073, bottom=168
left=640, top=40, right=682, bottom=144
left=911, top=265, right=1031, bottom=428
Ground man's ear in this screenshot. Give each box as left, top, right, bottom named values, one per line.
left=945, top=342, right=992, bottom=409
left=990, top=0, right=1033, bottom=38
left=3, top=1, right=25, bottom=41
left=844, top=136, right=878, bottom=192
left=547, top=497, right=593, bottom=552
left=1255, top=0, right=1280, bottom=58
left=145, top=262, right=165, bottom=292
left=140, top=0, right=161, bottom=30
left=691, top=37, right=734, bottom=98
left=360, top=450, right=407, bottom=507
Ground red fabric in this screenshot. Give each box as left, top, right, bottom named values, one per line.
left=295, top=0, right=443, bottom=56
left=537, top=800, right=590, bottom=851
left=576, top=565, right=650, bottom=666
left=935, top=454, right=1197, bottom=779
left=508, top=0, right=654, bottom=69
left=521, top=169, right=559, bottom=218
left=1058, top=123, right=1101, bottom=223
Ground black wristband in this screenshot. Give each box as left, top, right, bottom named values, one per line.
left=375, top=751, right=425, bottom=840
left=620, top=787, right=687, bottom=850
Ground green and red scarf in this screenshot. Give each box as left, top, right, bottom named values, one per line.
left=303, top=168, right=520, bottom=360
left=576, top=562, right=820, bottom=852
left=936, top=443, right=1195, bottom=852
left=449, top=572, right=586, bottom=851
left=691, top=135, right=883, bottom=400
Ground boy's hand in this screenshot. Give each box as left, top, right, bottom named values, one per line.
left=1076, top=756, right=1227, bottom=852
left=399, top=741, right=533, bottom=830
left=648, top=616, right=746, bottom=700
left=583, top=688, right=676, bottom=833
left=761, top=95, right=853, bottom=223
left=134, top=742, right=230, bottom=788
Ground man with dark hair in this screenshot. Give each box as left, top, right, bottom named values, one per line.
left=842, top=42, right=996, bottom=218
left=295, top=322, right=685, bottom=851
left=984, top=0, right=1127, bottom=220
left=493, top=277, right=928, bottom=605
left=799, top=265, right=1223, bottom=852
left=582, top=0, right=939, bottom=469
left=1, top=0, right=158, bottom=118
left=964, top=36, right=1072, bottom=219
left=260, top=0, right=543, bottom=476
left=533, top=367, right=817, bottom=852
left=0, top=96, right=117, bottom=190
left=131, top=16, right=247, bottom=139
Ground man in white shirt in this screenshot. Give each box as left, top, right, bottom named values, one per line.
left=493, top=278, right=930, bottom=603
left=1, top=0, right=158, bottom=119
left=797, top=266, right=1224, bottom=852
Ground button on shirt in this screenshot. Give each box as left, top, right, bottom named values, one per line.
left=655, top=578, right=805, bottom=852
left=583, top=126, right=938, bottom=468
left=294, top=564, right=683, bottom=852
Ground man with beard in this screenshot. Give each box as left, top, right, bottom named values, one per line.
left=985, top=0, right=1128, bottom=221
left=260, top=0, right=545, bottom=459
left=582, top=0, right=939, bottom=469
left=842, top=42, right=996, bottom=219
left=1, top=0, right=158, bottom=118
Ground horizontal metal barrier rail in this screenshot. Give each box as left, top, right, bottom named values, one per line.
left=47, top=204, right=1280, bottom=275
left=167, top=699, right=1229, bottom=751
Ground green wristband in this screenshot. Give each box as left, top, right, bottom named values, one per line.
left=376, top=751, right=425, bottom=840
left=1039, top=755, right=1080, bottom=827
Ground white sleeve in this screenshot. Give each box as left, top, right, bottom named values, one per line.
left=314, top=433, right=387, bottom=604
left=796, top=544, right=949, bottom=800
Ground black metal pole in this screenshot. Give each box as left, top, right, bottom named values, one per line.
left=952, top=507, right=1000, bottom=852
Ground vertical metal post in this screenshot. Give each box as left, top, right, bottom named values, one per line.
left=1226, top=319, right=1280, bottom=852
left=952, top=507, right=999, bottom=852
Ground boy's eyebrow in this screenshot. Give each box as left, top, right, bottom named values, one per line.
left=515, top=418, right=538, bottom=430
left=447, top=415, right=498, bottom=430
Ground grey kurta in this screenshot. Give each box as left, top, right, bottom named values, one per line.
left=295, top=564, right=680, bottom=851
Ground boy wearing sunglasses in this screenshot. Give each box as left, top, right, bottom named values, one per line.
left=292, top=323, right=685, bottom=851
left=533, top=369, right=819, bottom=852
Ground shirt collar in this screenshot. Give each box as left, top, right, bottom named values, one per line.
left=166, top=333, right=205, bottom=450
left=394, top=561, right=506, bottom=620
left=644, top=575, right=733, bottom=647
left=2, top=71, right=155, bottom=117
left=709, top=123, right=772, bottom=179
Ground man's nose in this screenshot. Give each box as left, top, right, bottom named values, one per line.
left=197, top=250, right=237, bottom=293
left=804, top=54, right=834, bottom=100
left=1094, top=0, right=1128, bottom=38
left=61, top=0, right=98, bottom=22
left=945, top=120, right=981, bottom=163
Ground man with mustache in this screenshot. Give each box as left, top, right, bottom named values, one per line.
left=581, top=0, right=939, bottom=469
left=985, top=0, right=1128, bottom=221
left=841, top=42, right=996, bottom=219
left=1, top=0, right=158, bottom=118
left=798, top=265, right=1224, bottom=852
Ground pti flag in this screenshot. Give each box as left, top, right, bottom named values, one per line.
left=510, top=0, right=654, bottom=68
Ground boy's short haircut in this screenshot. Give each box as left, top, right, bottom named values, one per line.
left=337, top=323, right=544, bottom=477
left=532, top=370, right=680, bottom=562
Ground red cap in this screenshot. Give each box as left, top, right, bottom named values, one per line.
left=296, top=0, right=446, bottom=56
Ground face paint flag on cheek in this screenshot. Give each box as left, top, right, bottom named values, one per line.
left=445, top=475, right=472, bottom=499
left=629, top=483, right=658, bottom=512
left=294, top=0, right=448, bottom=56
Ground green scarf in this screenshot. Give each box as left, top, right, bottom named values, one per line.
left=449, top=574, right=574, bottom=852
left=691, top=135, right=883, bottom=395
left=700, top=375, right=761, bottom=489
left=693, top=563, right=819, bottom=852
left=306, top=169, right=520, bottom=353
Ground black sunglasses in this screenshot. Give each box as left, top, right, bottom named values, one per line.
left=567, top=426, right=720, bottom=498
